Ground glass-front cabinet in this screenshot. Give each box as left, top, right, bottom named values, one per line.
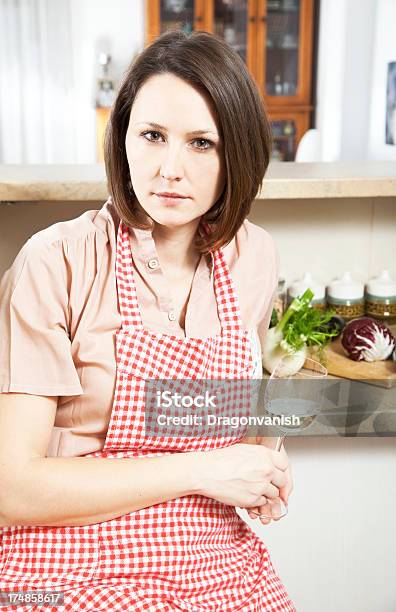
left=212, top=1, right=249, bottom=64
left=144, top=0, right=317, bottom=160
left=256, top=0, right=314, bottom=105
left=264, top=0, right=301, bottom=96
left=204, top=1, right=256, bottom=74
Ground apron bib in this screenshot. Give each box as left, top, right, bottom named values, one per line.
left=0, top=220, right=296, bottom=612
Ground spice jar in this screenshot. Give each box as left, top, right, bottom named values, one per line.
left=287, top=272, right=326, bottom=311
left=327, top=272, right=365, bottom=320
left=365, top=270, right=396, bottom=324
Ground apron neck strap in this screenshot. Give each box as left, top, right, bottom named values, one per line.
left=116, top=220, right=244, bottom=333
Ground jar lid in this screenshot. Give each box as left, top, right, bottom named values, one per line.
left=288, top=272, right=326, bottom=300
left=366, top=270, right=396, bottom=297
left=327, top=272, right=364, bottom=299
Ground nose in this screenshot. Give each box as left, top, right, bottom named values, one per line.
left=159, top=144, right=184, bottom=181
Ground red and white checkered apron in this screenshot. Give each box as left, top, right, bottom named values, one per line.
left=0, top=220, right=296, bottom=611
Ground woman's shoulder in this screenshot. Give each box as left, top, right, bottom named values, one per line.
left=236, top=218, right=277, bottom=256
left=222, top=219, right=279, bottom=352
left=0, top=200, right=116, bottom=294
left=223, top=218, right=279, bottom=274
left=26, top=199, right=115, bottom=252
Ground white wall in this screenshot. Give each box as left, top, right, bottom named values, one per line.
left=367, top=0, right=396, bottom=160
left=316, top=0, right=396, bottom=162
left=315, top=0, right=377, bottom=161
left=238, top=436, right=396, bottom=612
left=315, top=0, right=347, bottom=161
left=249, top=195, right=396, bottom=290
left=339, top=0, right=377, bottom=160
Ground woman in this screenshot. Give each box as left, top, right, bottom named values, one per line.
left=0, top=31, right=295, bottom=611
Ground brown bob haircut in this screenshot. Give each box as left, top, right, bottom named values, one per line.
left=105, top=30, right=272, bottom=254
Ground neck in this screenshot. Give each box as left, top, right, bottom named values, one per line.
left=152, top=218, right=202, bottom=277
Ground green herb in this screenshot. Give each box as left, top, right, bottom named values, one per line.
left=270, top=308, right=279, bottom=328
left=275, top=288, right=339, bottom=364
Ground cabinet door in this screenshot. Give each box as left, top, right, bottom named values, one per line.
left=269, top=110, right=310, bottom=160
left=203, top=0, right=257, bottom=75
left=145, top=0, right=205, bottom=44
left=256, top=0, right=314, bottom=105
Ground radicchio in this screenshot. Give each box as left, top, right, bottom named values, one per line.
left=341, top=317, right=395, bottom=362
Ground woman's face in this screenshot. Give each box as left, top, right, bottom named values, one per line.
left=125, top=73, right=226, bottom=229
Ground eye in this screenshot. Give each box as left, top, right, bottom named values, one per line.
left=141, top=130, right=164, bottom=142
left=140, top=130, right=214, bottom=151
left=192, top=138, right=214, bottom=151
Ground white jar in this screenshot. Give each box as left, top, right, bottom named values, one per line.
left=327, top=272, right=365, bottom=320
left=365, top=270, right=396, bottom=323
left=287, top=272, right=326, bottom=310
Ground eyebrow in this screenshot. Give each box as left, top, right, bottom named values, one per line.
left=135, top=121, right=219, bottom=137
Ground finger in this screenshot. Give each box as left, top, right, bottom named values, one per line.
left=259, top=499, right=285, bottom=522
left=270, top=498, right=283, bottom=521
left=268, top=467, right=288, bottom=490
left=263, top=483, right=281, bottom=499
left=257, top=504, right=272, bottom=525
left=247, top=506, right=272, bottom=525
left=270, top=449, right=289, bottom=471
left=279, top=482, right=291, bottom=504
left=279, top=468, right=294, bottom=504
left=247, top=495, right=268, bottom=519
left=264, top=474, right=291, bottom=498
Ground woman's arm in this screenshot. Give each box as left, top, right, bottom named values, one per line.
left=0, top=393, right=288, bottom=528
left=0, top=393, right=201, bottom=527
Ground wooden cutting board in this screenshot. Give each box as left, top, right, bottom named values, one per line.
left=310, top=324, right=396, bottom=388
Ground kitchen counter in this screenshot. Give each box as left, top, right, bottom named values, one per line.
left=0, top=161, right=396, bottom=202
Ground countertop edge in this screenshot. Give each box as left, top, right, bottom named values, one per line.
left=1, top=162, right=396, bottom=201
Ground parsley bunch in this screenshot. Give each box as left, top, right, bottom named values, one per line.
left=275, top=288, right=339, bottom=362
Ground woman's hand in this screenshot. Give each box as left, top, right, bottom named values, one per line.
left=194, top=442, right=288, bottom=509
left=238, top=436, right=294, bottom=525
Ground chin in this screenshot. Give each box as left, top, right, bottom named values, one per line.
left=150, top=210, right=203, bottom=228
left=155, top=217, right=196, bottom=229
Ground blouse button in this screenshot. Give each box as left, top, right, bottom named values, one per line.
left=147, top=258, right=159, bottom=270
left=168, top=310, right=176, bottom=321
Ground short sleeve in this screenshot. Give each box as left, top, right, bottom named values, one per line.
left=0, top=235, right=83, bottom=396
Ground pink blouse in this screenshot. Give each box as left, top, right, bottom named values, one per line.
left=0, top=199, right=279, bottom=457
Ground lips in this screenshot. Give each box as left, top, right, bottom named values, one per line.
left=156, top=192, right=188, bottom=198
left=155, top=193, right=189, bottom=206
left=154, top=193, right=190, bottom=206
